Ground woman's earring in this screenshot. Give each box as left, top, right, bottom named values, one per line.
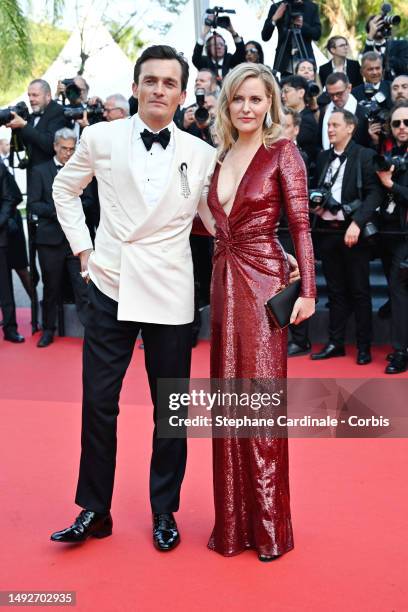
left=264, top=113, right=272, bottom=128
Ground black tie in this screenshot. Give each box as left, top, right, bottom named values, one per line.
left=56, top=164, right=63, bottom=172
left=140, top=128, right=171, bottom=151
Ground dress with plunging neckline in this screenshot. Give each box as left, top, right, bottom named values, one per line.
left=207, top=138, right=316, bottom=558
left=216, top=144, right=263, bottom=219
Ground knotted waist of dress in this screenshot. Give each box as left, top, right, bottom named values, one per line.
left=214, top=231, right=288, bottom=278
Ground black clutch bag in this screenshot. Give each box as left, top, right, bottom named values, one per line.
left=265, top=279, right=301, bottom=329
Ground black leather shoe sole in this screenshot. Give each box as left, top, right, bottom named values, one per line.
left=258, top=554, right=281, bottom=562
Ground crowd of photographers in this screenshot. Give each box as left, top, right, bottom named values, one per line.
left=1, top=0, right=408, bottom=373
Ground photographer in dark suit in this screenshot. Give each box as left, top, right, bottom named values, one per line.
left=310, top=109, right=384, bottom=364
left=261, top=0, right=321, bottom=75
left=319, top=36, right=363, bottom=89
left=0, top=163, right=24, bottom=343
left=375, top=102, right=408, bottom=373
left=364, top=14, right=408, bottom=79
left=28, top=128, right=88, bottom=347
left=352, top=52, right=392, bottom=108
left=192, top=15, right=245, bottom=82
left=5, top=79, right=66, bottom=188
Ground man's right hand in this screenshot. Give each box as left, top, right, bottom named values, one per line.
left=368, top=121, right=382, bottom=145
left=368, top=16, right=384, bottom=39
left=273, top=3, right=287, bottom=22
left=79, top=248, right=93, bottom=283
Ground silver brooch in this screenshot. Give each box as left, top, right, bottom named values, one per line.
left=179, top=162, right=191, bottom=198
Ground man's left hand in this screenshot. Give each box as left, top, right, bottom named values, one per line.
left=287, top=253, right=300, bottom=283
left=5, top=111, right=27, bottom=129
left=344, top=221, right=361, bottom=248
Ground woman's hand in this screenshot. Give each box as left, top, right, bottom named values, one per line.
left=286, top=253, right=300, bottom=283
left=290, top=297, right=315, bottom=325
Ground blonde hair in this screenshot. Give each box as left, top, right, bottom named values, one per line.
left=215, top=63, right=284, bottom=159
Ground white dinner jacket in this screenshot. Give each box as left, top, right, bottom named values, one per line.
left=53, top=115, right=216, bottom=324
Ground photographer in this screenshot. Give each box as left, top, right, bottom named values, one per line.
left=281, top=75, right=319, bottom=169
left=310, top=109, right=384, bottom=364
left=192, top=13, right=245, bottom=82
left=367, top=75, right=408, bottom=150
left=5, top=79, right=66, bottom=185
left=195, top=69, right=218, bottom=95
left=58, top=76, right=104, bottom=135
left=364, top=12, right=408, bottom=79
left=352, top=52, right=392, bottom=108
left=319, top=36, right=363, bottom=89
left=182, top=93, right=217, bottom=146
left=261, top=0, right=321, bottom=76
left=375, top=102, right=408, bottom=373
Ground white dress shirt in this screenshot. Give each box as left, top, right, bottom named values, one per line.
left=322, top=94, right=358, bottom=150
left=133, top=114, right=175, bottom=208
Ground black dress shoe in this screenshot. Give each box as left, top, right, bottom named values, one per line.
left=385, top=351, right=408, bottom=374
left=4, top=330, right=25, bottom=343
left=258, top=554, right=281, bottom=562
left=37, top=331, right=54, bottom=348
left=356, top=349, right=372, bottom=365
left=310, top=343, right=345, bottom=360
left=152, top=513, right=180, bottom=551
left=50, top=510, right=113, bottom=543
left=288, top=341, right=311, bottom=357
left=387, top=349, right=408, bottom=361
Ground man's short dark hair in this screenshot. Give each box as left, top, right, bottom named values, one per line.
left=391, top=100, right=408, bottom=116
left=326, top=72, right=350, bottom=88
left=330, top=108, right=359, bottom=133
left=134, top=45, right=189, bottom=92
left=281, top=75, right=308, bottom=93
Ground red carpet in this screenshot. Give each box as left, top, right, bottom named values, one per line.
left=1, top=309, right=407, bottom=611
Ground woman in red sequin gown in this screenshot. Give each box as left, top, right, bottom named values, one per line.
left=198, top=64, right=316, bottom=560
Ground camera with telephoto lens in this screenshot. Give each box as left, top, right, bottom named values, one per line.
left=194, top=88, right=210, bottom=126
left=64, top=102, right=104, bottom=122
left=0, top=102, right=30, bottom=127
left=309, top=187, right=342, bottom=214
left=307, top=81, right=320, bottom=97
left=373, top=152, right=408, bottom=173
left=205, top=6, right=236, bottom=29
left=61, top=78, right=83, bottom=105
left=378, top=3, right=401, bottom=38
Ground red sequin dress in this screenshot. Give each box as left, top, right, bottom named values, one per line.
left=207, top=139, right=316, bottom=557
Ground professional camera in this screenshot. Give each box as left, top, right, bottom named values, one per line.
left=61, top=78, right=83, bottom=104
left=307, top=81, right=320, bottom=97
left=0, top=102, right=30, bottom=127
left=194, top=88, right=210, bottom=126
left=373, top=151, right=408, bottom=173
left=286, top=0, right=305, bottom=20
left=309, top=187, right=342, bottom=214
left=64, top=101, right=104, bottom=122
left=205, top=6, right=236, bottom=29
left=378, top=3, right=401, bottom=38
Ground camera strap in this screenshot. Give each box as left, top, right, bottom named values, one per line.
left=356, top=148, right=363, bottom=201
left=324, top=156, right=347, bottom=189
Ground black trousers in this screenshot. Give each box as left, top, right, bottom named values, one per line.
left=380, top=234, right=408, bottom=350
left=75, top=282, right=192, bottom=514
left=0, top=246, right=17, bottom=335
left=37, top=242, right=88, bottom=331
left=318, top=230, right=372, bottom=348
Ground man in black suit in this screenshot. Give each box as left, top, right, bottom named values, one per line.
left=319, top=73, right=369, bottom=149
left=6, top=79, right=67, bottom=187
left=310, top=109, right=384, bottom=364
left=28, top=128, right=88, bottom=347
left=192, top=15, right=245, bottom=83
left=0, top=163, right=24, bottom=343
left=262, top=0, right=321, bottom=75
left=376, top=102, right=408, bottom=374
left=319, top=36, right=363, bottom=89
left=364, top=15, right=408, bottom=80
left=352, top=52, right=392, bottom=108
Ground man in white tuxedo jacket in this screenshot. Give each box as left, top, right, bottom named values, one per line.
left=50, top=46, right=216, bottom=550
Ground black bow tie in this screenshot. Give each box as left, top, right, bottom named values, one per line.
left=140, top=128, right=171, bottom=151
left=55, top=164, right=64, bottom=171
left=330, top=150, right=347, bottom=163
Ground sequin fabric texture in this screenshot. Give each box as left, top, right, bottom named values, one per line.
left=207, top=139, right=316, bottom=557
